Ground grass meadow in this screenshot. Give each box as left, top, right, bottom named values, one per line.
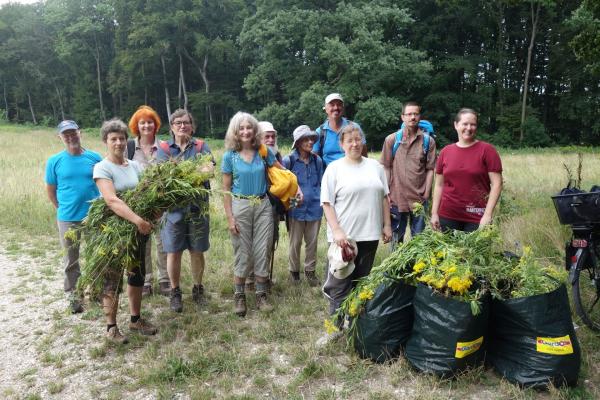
left=1, top=123, right=599, bottom=399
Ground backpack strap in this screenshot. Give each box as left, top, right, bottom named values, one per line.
left=126, top=139, right=136, bottom=160
left=391, top=129, right=430, bottom=158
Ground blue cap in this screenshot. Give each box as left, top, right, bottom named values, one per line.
left=57, top=120, right=79, bottom=134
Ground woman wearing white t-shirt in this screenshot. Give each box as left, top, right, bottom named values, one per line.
left=319, top=123, right=392, bottom=344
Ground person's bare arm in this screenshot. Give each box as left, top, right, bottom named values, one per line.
left=322, top=202, right=347, bottom=246
left=382, top=195, right=392, bottom=243
left=479, top=172, right=503, bottom=227
left=46, top=184, right=58, bottom=209
left=430, top=174, right=444, bottom=231
left=423, top=169, right=434, bottom=200
left=222, top=173, right=239, bottom=235
left=96, top=178, right=151, bottom=234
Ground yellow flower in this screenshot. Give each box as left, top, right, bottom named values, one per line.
left=63, top=229, right=77, bottom=242
left=430, top=257, right=438, bottom=266
left=324, top=319, right=339, bottom=334
left=523, top=246, right=532, bottom=257
left=447, top=276, right=472, bottom=295
left=358, top=288, right=375, bottom=301
left=413, top=261, right=426, bottom=273
left=436, top=251, right=445, bottom=259
left=348, top=301, right=359, bottom=317
left=97, top=247, right=106, bottom=257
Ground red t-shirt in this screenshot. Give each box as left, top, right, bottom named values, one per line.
left=435, top=141, right=502, bottom=223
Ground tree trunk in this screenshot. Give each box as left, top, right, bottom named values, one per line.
left=161, top=54, right=171, bottom=117
left=182, top=48, right=213, bottom=134
left=54, top=83, right=65, bottom=120
left=178, top=52, right=189, bottom=111
left=495, top=2, right=505, bottom=118
left=520, top=2, right=540, bottom=143
left=94, top=37, right=105, bottom=121
left=27, top=91, right=37, bottom=124
left=142, top=62, right=148, bottom=105
left=2, top=81, right=8, bottom=120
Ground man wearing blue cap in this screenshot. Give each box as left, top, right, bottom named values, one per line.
left=45, top=120, right=102, bottom=313
left=380, top=102, right=436, bottom=246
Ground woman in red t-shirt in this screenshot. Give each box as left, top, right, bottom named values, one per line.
left=430, top=108, right=503, bottom=232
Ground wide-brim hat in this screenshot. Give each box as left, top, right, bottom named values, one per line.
left=292, top=125, right=317, bottom=149
left=328, top=239, right=358, bottom=280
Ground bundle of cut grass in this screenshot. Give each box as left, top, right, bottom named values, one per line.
left=71, top=156, right=214, bottom=296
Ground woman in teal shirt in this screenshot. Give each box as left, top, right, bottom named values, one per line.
left=222, top=112, right=285, bottom=317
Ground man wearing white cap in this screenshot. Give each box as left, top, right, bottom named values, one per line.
left=282, top=125, right=324, bottom=286
left=45, top=120, right=102, bottom=313
left=259, top=121, right=282, bottom=162
left=313, top=93, right=367, bottom=166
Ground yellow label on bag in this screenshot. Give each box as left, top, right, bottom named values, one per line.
left=455, top=336, right=484, bottom=359
left=536, top=335, right=574, bottom=355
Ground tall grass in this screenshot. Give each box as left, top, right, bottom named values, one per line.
left=1, top=124, right=599, bottom=399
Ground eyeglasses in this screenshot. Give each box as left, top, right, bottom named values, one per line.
left=402, top=113, right=420, bottom=117
left=172, top=121, right=192, bottom=127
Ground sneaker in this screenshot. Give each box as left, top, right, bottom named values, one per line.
left=289, top=271, right=301, bottom=285
left=170, top=287, right=183, bottom=313
left=245, top=281, right=255, bottom=292
left=234, top=292, right=247, bottom=317
left=142, top=284, right=153, bottom=297
left=159, top=282, right=171, bottom=297
left=315, top=331, right=343, bottom=348
left=69, top=294, right=84, bottom=314
left=305, top=271, right=320, bottom=287
left=192, top=284, right=207, bottom=306
left=255, top=292, right=274, bottom=313
left=106, top=326, right=129, bottom=344
left=129, top=318, right=158, bottom=335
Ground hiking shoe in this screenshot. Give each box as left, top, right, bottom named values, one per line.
left=142, top=284, right=153, bottom=297
left=305, top=271, right=320, bottom=287
left=159, top=282, right=171, bottom=296
left=170, top=287, right=183, bottom=313
left=315, top=331, right=343, bottom=349
left=192, top=284, right=208, bottom=306
left=245, top=281, right=255, bottom=292
left=255, top=292, right=274, bottom=313
left=289, top=271, right=301, bottom=285
left=106, top=326, right=129, bottom=344
left=69, top=294, right=84, bottom=314
left=129, top=318, right=158, bottom=335
left=234, top=292, right=247, bottom=317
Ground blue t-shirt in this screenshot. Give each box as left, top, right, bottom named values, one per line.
left=312, top=117, right=366, bottom=166
left=45, top=149, right=102, bottom=222
left=221, top=147, right=276, bottom=196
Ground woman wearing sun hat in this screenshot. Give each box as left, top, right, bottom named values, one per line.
left=282, top=125, right=324, bottom=287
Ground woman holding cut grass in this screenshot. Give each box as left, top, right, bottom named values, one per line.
left=93, top=118, right=158, bottom=344
left=430, top=108, right=503, bottom=233
left=222, top=112, right=285, bottom=317
left=318, top=123, right=392, bottom=346
left=126, top=105, right=170, bottom=297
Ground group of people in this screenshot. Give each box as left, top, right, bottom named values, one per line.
left=44, top=92, right=503, bottom=345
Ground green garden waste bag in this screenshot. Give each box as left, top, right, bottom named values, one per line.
left=353, top=280, right=416, bottom=363
left=487, top=284, right=581, bottom=388
left=405, top=284, right=490, bottom=377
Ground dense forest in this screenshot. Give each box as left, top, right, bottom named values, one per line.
left=0, top=0, right=599, bottom=148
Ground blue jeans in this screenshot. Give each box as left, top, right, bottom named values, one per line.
left=391, top=202, right=427, bottom=249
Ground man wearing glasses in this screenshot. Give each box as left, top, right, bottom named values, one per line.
left=379, top=102, right=436, bottom=246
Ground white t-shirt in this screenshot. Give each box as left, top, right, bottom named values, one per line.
left=93, top=159, right=143, bottom=192
left=321, top=157, right=389, bottom=242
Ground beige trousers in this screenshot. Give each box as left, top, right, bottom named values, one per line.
left=287, top=218, right=321, bottom=273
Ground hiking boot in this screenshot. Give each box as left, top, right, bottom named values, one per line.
left=255, top=292, right=274, bottom=313
left=69, top=294, right=84, bottom=314
left=129, top=318, right=158, bottom=336
left=305, top=271, right=320, bottom=288
left=142, top=284, right=153, bottom=297
left=289, top=271, right=301, bottom=285
left=245, top=281, right=255, bottom=292
left=106, top=326, right=129, bottom=344
left=234, top=292, right=247, bottom=317
left=170, top=287, right=183, bottom=313
left=158, top=282, right=171, bottom=296
left=192, top=284, right=208, bottom=306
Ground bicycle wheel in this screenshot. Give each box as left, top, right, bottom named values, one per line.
left=572, top=249, right=600, bottom=332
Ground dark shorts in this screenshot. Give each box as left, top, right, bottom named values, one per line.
left=160, top=205, right=210, bottom=253
left=103, top=234, right=147, bottom=293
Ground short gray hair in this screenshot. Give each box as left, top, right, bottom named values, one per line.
left=100, top=118, right=128, bottom=142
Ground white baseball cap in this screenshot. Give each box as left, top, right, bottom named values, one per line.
left=324, top=93, right=344, bottom=106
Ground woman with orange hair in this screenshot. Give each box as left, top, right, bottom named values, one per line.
left=127, top=105, right=170, bottom=297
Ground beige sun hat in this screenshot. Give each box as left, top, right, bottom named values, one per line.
left=327, top=239, right=358, bottom=279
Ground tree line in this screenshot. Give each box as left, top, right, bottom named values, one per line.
left=1, top=0, right=599, bottom=148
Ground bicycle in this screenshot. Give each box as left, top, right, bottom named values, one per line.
left=552, top=189, right=600, bottom=332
